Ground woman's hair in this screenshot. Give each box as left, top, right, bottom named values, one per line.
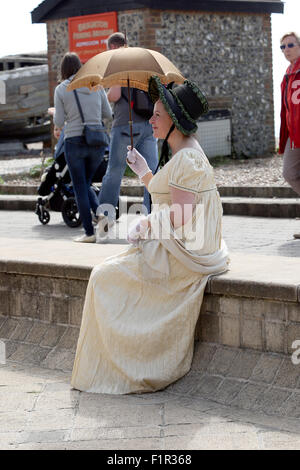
left=280, top=32, right=300, bottom=44
left=60, top=52, right=82, bottom=81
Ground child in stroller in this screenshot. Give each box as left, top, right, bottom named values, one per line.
left=35, top=128, right=114, bottom=227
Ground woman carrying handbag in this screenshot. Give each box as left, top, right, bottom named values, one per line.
left=53, top=52, right=113, bottom=243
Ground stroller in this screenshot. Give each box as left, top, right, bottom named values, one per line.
left=35, top=129, right=111, bottom=227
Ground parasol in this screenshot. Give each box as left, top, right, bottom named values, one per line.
left=67, top=47, right=185, bottom=147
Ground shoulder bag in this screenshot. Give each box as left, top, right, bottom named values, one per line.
left=73, top=90, right=110, bottom=148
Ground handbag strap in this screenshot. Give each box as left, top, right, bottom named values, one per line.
left=120, top=87, right=132, bottom=104
left=73, top=90, right=85, bottom=124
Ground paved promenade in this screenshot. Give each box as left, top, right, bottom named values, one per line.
left=0, top=156, right=42, bottom=175
left=1, top=209, right=300, bottom=450
left=0, top=209, right=299, bottom=258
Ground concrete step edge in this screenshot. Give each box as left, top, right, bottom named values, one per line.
left=1, top=195, right=300, bottom=218
left=1, top=255, right=299, bottom=303
left=0, top=184, right=144, bottom=197
left=1, top=194, right=300, bottom=203
left=0, top=184, right=298, bottom=199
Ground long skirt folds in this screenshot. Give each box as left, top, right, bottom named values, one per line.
left=71, top=246, right=210, bottom=394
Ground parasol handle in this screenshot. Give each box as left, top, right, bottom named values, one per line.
left=127, top=78, right=133, bottom=150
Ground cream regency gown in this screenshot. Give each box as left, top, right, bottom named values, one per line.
left=71, top=147, right=229, bottom=394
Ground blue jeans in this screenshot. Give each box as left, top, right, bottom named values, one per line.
left=64, top=136, right=105, bottom=236
left=98, top=121, right=158, bottom=214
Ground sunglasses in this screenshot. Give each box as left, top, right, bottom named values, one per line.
left=280, top=43, right=296, bottom=50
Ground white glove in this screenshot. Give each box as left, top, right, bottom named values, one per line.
left=126, top=147, right=151, bottom=179
left=127, top=215, right=149, bottom=245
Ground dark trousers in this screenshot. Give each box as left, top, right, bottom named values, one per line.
left=283, top=139, right=300, bottom=196
left=64, top=136, right=105, bottom=236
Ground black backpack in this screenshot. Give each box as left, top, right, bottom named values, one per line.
left=121, top=88, right=154, bottom=120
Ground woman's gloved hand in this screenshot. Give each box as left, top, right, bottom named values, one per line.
left=127, top=215, right=149, bottom=245
left=126, top=147, right=151, bottom=179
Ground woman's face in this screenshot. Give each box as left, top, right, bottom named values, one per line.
left=149, top=99, right=174, bottom=139
left=54, top=126, right=61, bottom=140
left=280, top=35, right=300, bottom=64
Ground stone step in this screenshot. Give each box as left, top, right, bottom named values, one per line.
left=1, top=194, right=300, bottom=218
left=0, top=195, right=143, bottom=212
left=0, top=184, right=38, bottom=195
left=0, top=184, right=144, bottom=197
left=219, top=186, right=298, bottom=199
left=0, top=184, right=298, bottom=199
left=222, top=197, right=300, bottom=218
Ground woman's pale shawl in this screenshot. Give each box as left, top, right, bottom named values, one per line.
left=139, top=206, right=229, bottom=280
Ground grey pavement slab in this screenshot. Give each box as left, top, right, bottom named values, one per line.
left=0, top=209, right=300, bottom=254
left=1, top=354, right=300, bottom=450
left=0, top=211, right=300, bottom=286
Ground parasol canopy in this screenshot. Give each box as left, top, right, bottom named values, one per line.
left=66, top=47, right=185, bottom=92
left=66, top=46, right=185, bottom=149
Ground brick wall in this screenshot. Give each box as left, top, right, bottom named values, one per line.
left=1, top=269, right=300, bottom=356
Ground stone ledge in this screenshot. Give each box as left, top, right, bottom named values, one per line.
left=0, top=242, right=300, bottom=356
left=0, top=253, right=300, bottom=355
left=0, top=260, right=91, bottom=281
left=210, top=277, right=299, bottom=302
left=1, top=257, right=300, bottom=303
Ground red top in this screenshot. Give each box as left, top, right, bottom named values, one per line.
left=279, top=56, right=300, bottom=154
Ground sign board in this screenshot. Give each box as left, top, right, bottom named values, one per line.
left=68, top=12, right=118, bottom=63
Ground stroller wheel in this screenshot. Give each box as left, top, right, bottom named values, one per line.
left=38, top=208, right=50, bottom=225
left=61, top=197, right=82, bottom=228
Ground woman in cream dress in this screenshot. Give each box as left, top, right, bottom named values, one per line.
left=71, top=76, right=229, bottom=394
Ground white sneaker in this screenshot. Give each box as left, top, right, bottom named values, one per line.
left=73, top=234, right=96, bottom=243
